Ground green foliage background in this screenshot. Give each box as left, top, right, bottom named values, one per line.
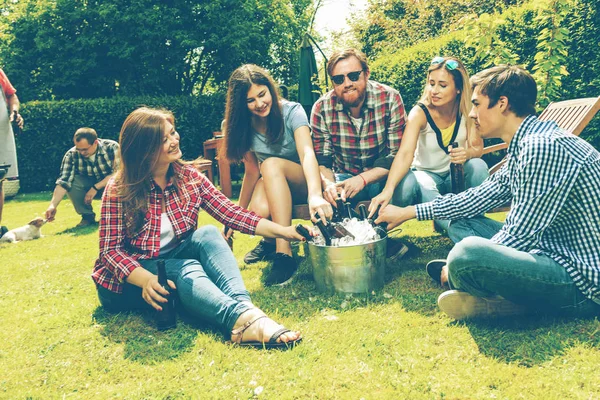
left=351, top=0, right=524, bottom=57
left=0, top=0, right=313, bottom=101
left=366, top=0, right=600, bottom=148
left=18, top=94, right=225, bottom=192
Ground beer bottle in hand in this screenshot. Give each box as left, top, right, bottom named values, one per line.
left=11, top=111, right=21, bottom=136
left=366, top=204, right=387, bottom=236
left=344, top=202, right=354, bottom=219
left=295, top=224, right=313, bottom=242
left=358, top=204, right=368, bottom=221
left=156, top=259, right=176, bottom=331
left=314, top=213, right=332, bottom=246
left=224, top=226, right=234, bottom=250
left=450, top=142, right=465, bottom=194
left=334, top=198, right=345, bottom=222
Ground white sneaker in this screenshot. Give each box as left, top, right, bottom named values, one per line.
left=437, top=290, right=528, bottom=320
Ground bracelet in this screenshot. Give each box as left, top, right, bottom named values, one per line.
left=358, top=174, right=367, bottom=187
left=92, top=184, right=99, bottom=191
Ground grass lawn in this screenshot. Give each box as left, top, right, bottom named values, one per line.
left=1, top=192, right=600, bottom=399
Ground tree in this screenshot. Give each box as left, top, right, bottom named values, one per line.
left=1, top=0, right=313, bottom=100
left=349, top=0, right=523, bottom=57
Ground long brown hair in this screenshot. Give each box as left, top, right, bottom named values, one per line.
left=223, top=64, right=284, bottom=162
left=115, top=107, right=180, bottom=235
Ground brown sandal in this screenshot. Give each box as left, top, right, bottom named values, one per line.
left=230, top=312, right=302, bottom=350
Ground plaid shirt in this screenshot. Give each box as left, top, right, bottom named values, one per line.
left=56, top=139, right=120, bottom=190
left=92, top=164, right=261, bottom=293
left=416, top=116, right=600, bottom=303
left=311, top=80, right=406, bottom=175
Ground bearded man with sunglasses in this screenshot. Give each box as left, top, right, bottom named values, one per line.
left=311, top=48, right=420, bottom=260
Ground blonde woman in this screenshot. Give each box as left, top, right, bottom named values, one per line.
left=370, top=56, right=488, bottom=234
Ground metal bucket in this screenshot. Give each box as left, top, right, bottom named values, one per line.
left=306, top=234, right=387, bottom=294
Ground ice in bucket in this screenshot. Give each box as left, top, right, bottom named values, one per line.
left=302, top=204, right=387, bottom=294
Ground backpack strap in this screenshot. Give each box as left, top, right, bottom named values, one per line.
left=417, top=102, right=462, bottom=154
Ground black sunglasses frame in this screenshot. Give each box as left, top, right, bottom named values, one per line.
left=331, top=70, right=365, bottom=85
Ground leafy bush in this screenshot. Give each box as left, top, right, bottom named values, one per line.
left=351, top=0, right=525, bottom=58
left=369, top=0, right=600, bottom=149
left=562, top=0, right=600, bottom=147
left=17, top=94, right=226, bottom=192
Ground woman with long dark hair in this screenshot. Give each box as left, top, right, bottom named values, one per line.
left=223, top=64, right=331, bottom=286
left=370, top=56, right=489, bottom=233
left=92, top=107, right=302, bottom=349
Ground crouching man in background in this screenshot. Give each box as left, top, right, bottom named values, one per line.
left=45, top=128, right=119, bottom=227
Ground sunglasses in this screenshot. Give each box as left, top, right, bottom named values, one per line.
left=431, top=56, right=459, bottom=71
left=331, top=69, right=365, bottom=85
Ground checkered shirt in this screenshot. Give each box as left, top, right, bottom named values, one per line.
left=92, top=163, right=261, bottom=293
left=416, top=116, right=600, bottom=303
left=56, top=139, right=120, bottom=190
left=311, top=80, right=406, bottom=175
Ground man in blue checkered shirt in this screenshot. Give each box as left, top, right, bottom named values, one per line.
left=376, top=65, right=600, bottom=320
left=45, top=128, right=119, bottom=227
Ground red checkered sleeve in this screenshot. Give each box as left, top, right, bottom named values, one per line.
left=372, top=89, right=406, bottom=170
left=310, top=99, right=334, bottom=169
left=192, top=168, right=261, bottom=235
left=387, top=90, right=406, bottom=156
left=93, top=178, right=142, bottom=292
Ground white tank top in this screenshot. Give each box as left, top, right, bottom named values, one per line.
left=412, top=105, right=468, bottom=174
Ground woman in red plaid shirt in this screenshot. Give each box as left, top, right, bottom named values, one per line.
left=92, top=107, right=303, bottom=349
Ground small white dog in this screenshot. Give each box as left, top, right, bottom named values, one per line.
left=0, top=217, right=47, bottom=243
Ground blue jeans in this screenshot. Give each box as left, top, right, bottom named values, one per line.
left=335, top=170, right=420, bottom=207
left=414, top=158, right=489, bottom=233
left=96, top=225, right=252, bottom=332
left=446, top=216, right=600, bottom=317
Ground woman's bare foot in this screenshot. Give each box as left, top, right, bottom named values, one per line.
left=231, top=308, right=301, bottom=348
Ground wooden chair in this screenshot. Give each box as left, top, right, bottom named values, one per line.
left=203, top=134, right=232, bottom=198
left=484, top=97, right=600, bottom=171
left=482, top=96, right=600, bottom=211
left=192, top=158, right=213, bottom=176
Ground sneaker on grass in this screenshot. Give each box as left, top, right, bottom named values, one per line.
left=386, top=237, right=409, bottom=262
left=437, top=290, right=528, bottom=320
left=263, top=253, right=298, bottom=287
left=426, top=259, right=447, bottom=286
left=244, top=239, right=276, bottom=264
left=76, top=214, right=98, bottom=228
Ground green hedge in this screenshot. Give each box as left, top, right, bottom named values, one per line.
left=17, top=94, right=226, bottom=192
left=370, top=0, right=600, bottom=149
